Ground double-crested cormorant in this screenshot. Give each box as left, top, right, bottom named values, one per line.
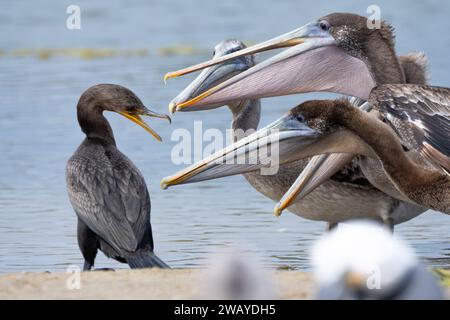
left=66, top=84, right=170, bottom=270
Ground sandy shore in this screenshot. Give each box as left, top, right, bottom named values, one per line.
left=0, top=269, right=448, bottom=299
left=0, top=269, right=314, bottom=300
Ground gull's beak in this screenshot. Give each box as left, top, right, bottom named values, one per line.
left=274, top=153, right=354, bottom=216
left=168, top=55, right=252, bottom=114
left=160, top=114, right=320, bottom=189
left=344, top=271, right=367, bottom=289
left=165, top=21, right=374, bottom=109
left=119, top=107, right=171, bottom=142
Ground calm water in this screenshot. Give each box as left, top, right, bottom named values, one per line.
left=0, top=0, right=449, bottom=273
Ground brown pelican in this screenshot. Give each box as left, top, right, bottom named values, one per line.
left=275, top=88, right=450, bottom=214
left=66, top=84, right=170, bottom=270
left=164, top=13, right=436, bottom=223
left=163, top=13, right=405, bottom=104
left=164, top=31, right=429, bottom=227
left=163, top=93, right=449, bottom=213
left=167, top=39, right=386, bottom=226
left=292, top=53, right=429, bottom=202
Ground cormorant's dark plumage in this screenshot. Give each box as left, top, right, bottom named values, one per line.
left=66, top=84, right=169, bottom=270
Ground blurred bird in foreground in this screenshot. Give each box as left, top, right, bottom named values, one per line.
left=197, top=248, right=276, bottom=299
left=312, top=221, right=444, bottom=299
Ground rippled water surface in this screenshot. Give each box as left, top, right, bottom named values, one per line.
left=0, top=0, right=449, bottom=273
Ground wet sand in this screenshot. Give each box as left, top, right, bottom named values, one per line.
left=0, top=269, right=448, bottom=300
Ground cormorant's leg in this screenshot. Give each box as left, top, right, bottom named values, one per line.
left=77, top=217, right=99, bottom=271
left=83, top=260, right=94, bottom=271
left=382, top=216, right=394, bottom=233
left=327, top=222, right=338, bottom=231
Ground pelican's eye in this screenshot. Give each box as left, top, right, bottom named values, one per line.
left=319, top=20, right=330, bottom=32
left=296, top=114, right=305, bottom=122
left=224, top=47, right=241, bottom=55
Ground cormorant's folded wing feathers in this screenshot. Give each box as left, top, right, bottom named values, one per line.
left=66, top=149, right=150, bottom=254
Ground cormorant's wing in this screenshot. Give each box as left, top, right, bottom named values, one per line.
left=66, top=146, right=150, bottom=254
left=369, top=84, right=450, bottom=173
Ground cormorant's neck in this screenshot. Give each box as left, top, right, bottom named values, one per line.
left=77, top=102, right=116, bottom=146
left=228, top=99, right=261, bottom=133
left=364, top=32, right=405, bottom=84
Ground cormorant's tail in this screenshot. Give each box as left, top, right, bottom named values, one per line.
left=126, top=250, right=170, bottom=269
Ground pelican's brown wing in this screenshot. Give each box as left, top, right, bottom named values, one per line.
left=369, top=84, right=450, bottom=173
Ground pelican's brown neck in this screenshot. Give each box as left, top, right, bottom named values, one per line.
left=364, top=31, right=405, bottom=84
left=229, top=99, right=261, bottom=135
left=334, top=102, right=444, bottom=203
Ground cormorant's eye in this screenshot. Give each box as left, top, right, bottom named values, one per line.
left=319, top=20, right=330, bottom=31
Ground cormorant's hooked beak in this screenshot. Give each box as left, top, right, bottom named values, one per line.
left=160, top=114, right=320, bottom=189
left=168, top=53, right=252, bottom=114
left=164, top=21, right=374, bottom=109
left=119, top=107, right=171, bottom=142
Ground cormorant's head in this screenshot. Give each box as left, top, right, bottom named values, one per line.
left=78, top=84, right=171, bottom=141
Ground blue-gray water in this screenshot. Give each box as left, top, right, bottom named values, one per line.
left=0, top=0, right=449, bottom=273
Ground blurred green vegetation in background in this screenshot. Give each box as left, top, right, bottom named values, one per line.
left=0, top=44, right=238, bottom=60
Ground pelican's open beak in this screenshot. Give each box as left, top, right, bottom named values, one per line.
left=119, top=107, right=171, bottom=142
left=160, top=114, right=320, bottom=189
left=274, top=98, right=371, bottom=216
left=168, top=53, right=252, bottom=114
left=165, top=21, right=374, bottom=109
left=164, top=23, right=310, bottom=82
left=274, top=153, right=354, bottom=216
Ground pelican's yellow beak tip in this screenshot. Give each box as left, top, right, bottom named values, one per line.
left=160, top=178, right=170, bottom=190
left=163, top=73, right=171, bottom=84
left=168, top=102, right=177, bottom=114
left=273, top=205, right=283, bottom=217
